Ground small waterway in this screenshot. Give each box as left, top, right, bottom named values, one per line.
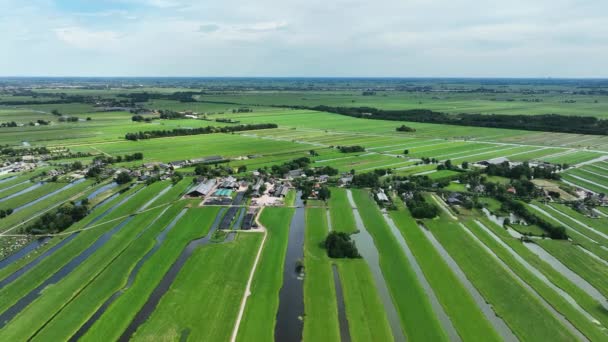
left=578, top=246, right=608, bottom=267
left=0, top=234, right=79, bottom=289
left=383, top=213, right=461, bottom=342
left=118, top=208, right=227, bottom=341
left=233, top=208, right=245, bottom=230
left=0, top=188, right=142, bottom=292
left=332, top=264, right=351, bottom=342
left=0, top=216, right=134, bottom=328
left=474, top=220, right=601, bottom=326
left=0, top=180, right=30, bottom=194
left=346, top=190, right=406, bottom=342
left=68, top=208, right=185, bottom=341
left=458, top=223, right=588, bottom=341
left=13, top=178, right=86, bottom=213
left=138, top=184, right=173, bottom=212
left=543, top=205, right=608, bottom=241
left=275, top=193, right=306, bottom=342
left=417, top=222, right=517, bottom=341
left=523, top=242, right=608, bottom=312
left=0, top=182, right=43, bottom=203
left=529, top=204, right=600, bottom=245
left=0, top=176, right=16, bottom=185
left=0, top=236, right=51, bottom=271
left=86, top=182, right=118, bottom=201
left=90, top=191, right=121, bottom=211
left=482, top=209, right=524, bottom=239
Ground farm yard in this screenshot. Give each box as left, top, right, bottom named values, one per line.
left=0, top=78, right=607, bottom=341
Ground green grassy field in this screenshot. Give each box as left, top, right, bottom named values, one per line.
left=132, top=232, right=262, bottom=341
left=471, top=215, right=608, bottom=340
left=81, top=206, right=221, bottom=341
left=328, top=188, right=357, bottom=233
left=351, top=189, right=447, bottom=341
left=303, top=208, right=340, bottom=342
left=236, top=207, right=294, bottom=342
left=424, top=213, right=576, bottom=341
left=389, top=200, right=502, bottom=342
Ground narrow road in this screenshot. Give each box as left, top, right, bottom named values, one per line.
left=230, top=209, right=267, bottom=342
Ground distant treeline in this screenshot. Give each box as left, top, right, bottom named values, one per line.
left=296, top=105, right=608, bottom=136
left=337, top=145, right=365, bottom=153
left=124, top=123, right=277, bottom=140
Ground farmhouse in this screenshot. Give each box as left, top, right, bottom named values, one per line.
left=339, top=175, right=353, bottom=186
left=187, top=179, right=216, bottom=197
left=170, top=160, right=190, bottom=169
left=376, top=190, right=389, bottom=202
left=285, top=169, right=305, bottom=179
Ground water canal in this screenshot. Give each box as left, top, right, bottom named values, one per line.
left=274, top=193, right=305, bottom=342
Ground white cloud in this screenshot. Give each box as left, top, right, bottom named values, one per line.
left=0, top=0, right=606, bottom=76
left=54, top=27, right=124, bottom=50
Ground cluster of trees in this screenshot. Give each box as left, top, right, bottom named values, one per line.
left=86, top=166, right=104, bottom=178
left=125, top=123, right=277, bottom=141
left=305, top=105, right=608, bottom=136
left=119, top=91, right=200, bottom=103
left=195, top=164, right=235, bottom=177
left=437, top=159, right=459, bottom=171
left=486, top=161, right=561, bottom=180
left=271, top=157, right=311, bottom=176
left=0, top=119, right=50, bottom=127
left=232, top=107, right=253, bottom=113
left=500, top=198, right=567, bottom=239
left=337, top=145, right=365, bottom=153
left=216, top=118, right=240, bottom=123
left=131, top=115, right=155, bottom=122
left=58, top=116, right=89, bottom=122
left=407, top=192, right=440, bottom=218
left=396, top=125, right=416, bottom=132
left=159, top=110, right=186, bottom=119
left=23, top=202, right=88, bottom=234
left=0, top=208, right=13, bottom=219
left=93, top=152, right=143, bottom=164
left=115, top=172, right=132, bottom=185
left=325, top=231, right=360, bottom=258
left=352, top=172, right=380, bottom=187
left=1, top=146, right=50, bottom=157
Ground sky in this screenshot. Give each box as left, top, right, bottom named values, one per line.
left=0, top=0, right=607, bottom=77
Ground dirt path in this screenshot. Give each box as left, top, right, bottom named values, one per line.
left=230, top=208, right=267, bottom=342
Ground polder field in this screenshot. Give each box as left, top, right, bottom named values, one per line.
left=0, top=77, right=607, bottom=341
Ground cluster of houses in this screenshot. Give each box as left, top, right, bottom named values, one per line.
left=0, top=161, right=38, bottom=174
left=165, top=155, right=225, bottom=169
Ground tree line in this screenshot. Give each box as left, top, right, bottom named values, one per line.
left=297, top=105, right=608, bottom=136
left=124, top=123, right=278, bottom=141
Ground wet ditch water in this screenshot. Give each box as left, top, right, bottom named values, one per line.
left=524, top=242, right=608, bottom=312
left=13, top=178, right=86, bottom=213
left=274, top=193, right=306, bottom=342
left=118, top=208, right=227, bottom=341
left=417, top=222, right=517, bottom=342
left=383, top=213, right=461, bottom=342
left=346, top=190, right=406, bottom=342
left=0, top=182, right=43, bottom=203
left=0, top=176, right=16, bottom=185
left=0, top=180, right=30, bottom=194
left=0, top=236, right=52, bottom=271
left=473, top=220, right=601, bottom=326
left=0, top=216, right=135, bottom=328
left=68, top=208, right=186, bottom=341
left=332, top=264, right=351, bottom=342
left=138, top=184, right=173, bottom=212
left=0, top=187, right=142, bottom=285
left=458, top=223, right=587, bottom=341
